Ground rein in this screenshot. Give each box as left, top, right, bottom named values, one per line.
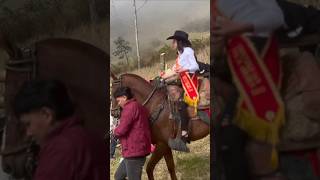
left=5, top=47, right=37, bottom=79
left=111, top=74, right=165, bottom=124
left=142, top=85, right=157, bottom=106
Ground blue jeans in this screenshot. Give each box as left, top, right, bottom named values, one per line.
left=114, top=157, right=146, bottom=180
left=110, top=134, right=118, bottom=158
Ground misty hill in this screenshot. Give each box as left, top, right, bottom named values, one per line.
left=110, top=0, right=210, bottom=64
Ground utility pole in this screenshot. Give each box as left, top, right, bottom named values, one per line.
left=133, top=0, right=141, bottom=69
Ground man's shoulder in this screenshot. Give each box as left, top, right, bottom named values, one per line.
left=41, top=136, right=75, bottom=156
left=124, top=100, right=148, bottom=115
left=125, top=99, right=141, bottom=109
left=45, top=126, right=89, bottom=151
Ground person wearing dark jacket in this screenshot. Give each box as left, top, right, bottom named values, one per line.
left=113, top=87, right=151, bottom=180
left=13, top=80, right=107, bottom=180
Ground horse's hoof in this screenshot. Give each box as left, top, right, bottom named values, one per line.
left=168, top=138, right=190, bottom=152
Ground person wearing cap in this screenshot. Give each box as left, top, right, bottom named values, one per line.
left=113, top=87, right=151, bottom=180
left=161, top=30, right=200, bottom=152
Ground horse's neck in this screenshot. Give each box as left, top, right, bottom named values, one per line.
left=123, top=75, right=157, bottom=105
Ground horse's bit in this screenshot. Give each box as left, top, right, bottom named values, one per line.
left=1, top=46, right=38, bottom=177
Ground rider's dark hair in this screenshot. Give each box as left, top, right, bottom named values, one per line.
left=113, top=87, right=133, bottom=99
left=13, top=80, right=75, bottom=120
left=177, top=40, right=192, bottom=54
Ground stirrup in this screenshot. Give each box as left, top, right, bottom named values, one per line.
left=168, top=137, right=190, bottom=153
left=181, top=132, right=190, bottom=144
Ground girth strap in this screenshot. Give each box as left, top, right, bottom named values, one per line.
left=150, top=101, right=166, bottom=125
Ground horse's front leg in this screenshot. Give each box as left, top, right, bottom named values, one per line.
left=146, top=142, right=166, bottom=180
left=164, top=148, right=178, bottom=180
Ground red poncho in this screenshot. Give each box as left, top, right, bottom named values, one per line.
left=34, top=116, right=107, bottom=180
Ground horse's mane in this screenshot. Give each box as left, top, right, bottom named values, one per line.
left=36, top=38, right=108, bottom=67
left=120, top=73, right=153, bottom=88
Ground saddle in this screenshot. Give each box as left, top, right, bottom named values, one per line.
left=280, top=51, right=320, bottom=150
left=151, top=70, right=210, bottom=116
left=166, top=75, right=210, bottom=129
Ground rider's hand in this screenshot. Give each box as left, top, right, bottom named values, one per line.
left=177, top=69, right=188, bottom=73
left=174, top=67, right=186, bottom=73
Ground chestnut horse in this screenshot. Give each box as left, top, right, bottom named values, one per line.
left=111, top=73, right=210, bottom=180
left=0, top=36, right=108, bottom=178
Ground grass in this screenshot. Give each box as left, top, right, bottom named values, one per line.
left=110, top=136, right=210, bottom=180
left=110, top=46, right=210, bottom=180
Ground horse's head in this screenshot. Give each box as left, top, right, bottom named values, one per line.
left=0, top=34, right=36, bottom=179
left=0, top=75, right=38, bottom=179
left=110, top=72, right=121, bottom=118
left=110, top=73, right=155, bottom=119
left=0, top=103, right=36, bottom=179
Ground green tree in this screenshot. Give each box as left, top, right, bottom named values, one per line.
left=112, top=37, right=132, bottom=65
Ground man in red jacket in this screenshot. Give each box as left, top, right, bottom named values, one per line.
left=113, top=87, right=151, bottom=180
left=13, top=80, right=107, bottom=180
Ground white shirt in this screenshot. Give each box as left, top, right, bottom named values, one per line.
left=217, top=0, right=285, bottom=37
left=173, top=47, right=199, bottom=73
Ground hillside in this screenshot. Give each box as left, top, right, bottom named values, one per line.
left=111, top=32, right=209, bottom=74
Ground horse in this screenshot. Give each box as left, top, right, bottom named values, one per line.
left=0, top=35, right=108, bottom=178
left=110, top=73, right=210, bottom=180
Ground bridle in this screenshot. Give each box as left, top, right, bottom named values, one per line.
left=110, top=75, right=122, bottom=119
left=0, top=46, right=38, bottom=177
left=110, top=74, right=161, bottom=120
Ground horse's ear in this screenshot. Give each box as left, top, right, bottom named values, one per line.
left=0, top=32, right=18, bottom=58
left=110, top=72, right=118, bottom=80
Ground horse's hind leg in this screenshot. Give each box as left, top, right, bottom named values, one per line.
left=164, top=148, right=178, bottom=180
left=146, top=143, right=166, bottom=180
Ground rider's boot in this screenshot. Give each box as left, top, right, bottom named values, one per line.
left=178, top=100, right=190, bottom=144
left=168, top=99, right=190, bottom=153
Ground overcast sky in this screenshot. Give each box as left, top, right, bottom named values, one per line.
left=110, top=0, right=210, bottom=52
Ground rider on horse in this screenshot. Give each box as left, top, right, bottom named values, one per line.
left=161, top=30, right=200, bottom=152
